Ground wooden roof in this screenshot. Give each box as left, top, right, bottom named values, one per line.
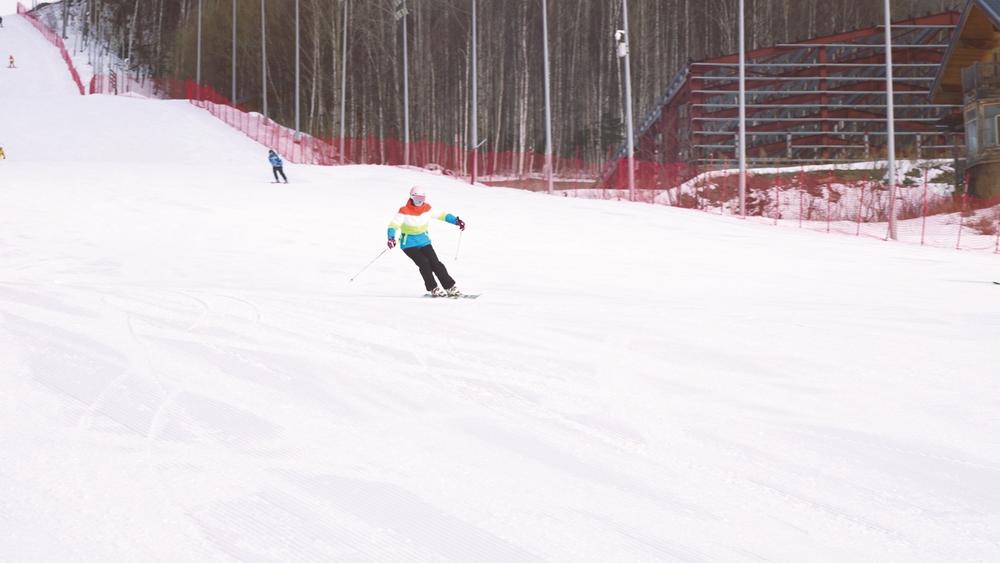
left=932, top=0, right=1000, bottom=104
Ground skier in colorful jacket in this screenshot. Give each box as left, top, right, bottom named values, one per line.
left=268, top=150, right=288, bottom=183
left=387, top=186, right=466, bottom=297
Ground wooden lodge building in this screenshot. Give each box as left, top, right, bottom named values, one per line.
left=933, top=0, right=1000, bottom=197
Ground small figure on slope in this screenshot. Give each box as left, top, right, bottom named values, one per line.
left=387, top=186, right=466, bottom=297
left=8, top=55, right=15, bottom=69
left=268, top=149, right=288, bottom=183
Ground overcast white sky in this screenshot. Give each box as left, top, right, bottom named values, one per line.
left=1, top=1, right=22, bottom=17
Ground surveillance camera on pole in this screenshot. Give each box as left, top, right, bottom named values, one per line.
left=616, top=0, right=636, bottom=201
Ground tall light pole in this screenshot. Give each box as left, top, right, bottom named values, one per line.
left=196, top=0, right=202, bottom=87
left=737, top=0, right=747, bottom=217
left=542, top=0, right=554, bottom=195
left=470, top=0, right=479, bottom=185
left=261, top=0, right=268, bottom=118
left=339, top=0, right=349, bottom=164
left=232, top=0, right=237, bottom=103
left=884, top=0, right=898, bottom=240
left=294, top=0, right=301, bottom=138
left=616, top=0, right=636, bottom=200
left=395, top=0, right=411, bottom=166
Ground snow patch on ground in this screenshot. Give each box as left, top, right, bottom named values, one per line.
left=2, top=10, right=1000, bottom=562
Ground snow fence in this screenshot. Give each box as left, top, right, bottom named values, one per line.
left=16, top=2, right=85, bottom=95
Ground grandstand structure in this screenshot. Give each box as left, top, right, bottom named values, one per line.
left=602, top=12, right=964, bottom=189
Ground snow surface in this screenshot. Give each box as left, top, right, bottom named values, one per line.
left=0, top=1, right=17, bottom=18
left=3, top=12, right=1000, bottom=563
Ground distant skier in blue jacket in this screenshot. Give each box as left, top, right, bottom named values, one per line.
left=268, top=149, right=288, bottom=183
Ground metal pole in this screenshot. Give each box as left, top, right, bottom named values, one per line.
left=738, top=0, right=747, bottom=217
left=542, top=0, right=554, bottom=195
left=294, top=0, right=301, bottom=138
left=340, top=0, right=349, bottom=164
left=884, top=0, right=898, bottom=240
left=261, top=0, right=268, bottom=118
left=621, top=0, right=636, bottom=200
left=348, top=248, right=389, bottom=283
left=196, top=0, right=202, bottom=86
left=470, top=0, right=478, bottom=185
left=232, top=0, right=237, bottom=104
left=402, top=2, right=410, bottom=167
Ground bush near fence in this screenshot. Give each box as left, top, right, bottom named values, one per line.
left=584, top=160, right=1000, bottom=253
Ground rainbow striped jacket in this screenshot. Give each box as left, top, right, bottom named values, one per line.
left=387, top=202, right=459, bottom=250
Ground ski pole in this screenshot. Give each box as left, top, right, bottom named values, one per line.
left=349, top=248, right=389, bottom=282
left=455, top=231, right=463, bottom=261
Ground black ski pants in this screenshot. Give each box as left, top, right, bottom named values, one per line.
left=402, top=244, right=455, bottom=291
left=272, top=166, right=287, bottom=182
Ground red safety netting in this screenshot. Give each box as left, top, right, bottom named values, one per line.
left=141, top=79, right=610, bottom=179
left=88, top=73, right=185, bottom=98
left=16, top=2, right=85, bottom=95
left=79, top=72, right=1000, bottom=256
left=569, top=160, right=1000, bottom=254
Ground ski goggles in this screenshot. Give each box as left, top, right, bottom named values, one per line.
left=411, top=195, right=425, bottom=205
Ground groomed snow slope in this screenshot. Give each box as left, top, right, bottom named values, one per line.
left=2, top=13, right=1000, bottom=563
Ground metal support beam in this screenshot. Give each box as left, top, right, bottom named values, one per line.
left=542, top=0, right=554, bottom=194
left=884, top=0, right=898, bottom=240
left=737, top=0, right=746, bottom=217
left=339, top=0, right=349, bottom=164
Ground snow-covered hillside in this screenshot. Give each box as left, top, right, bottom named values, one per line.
left=2, top=11, right=1000, bottom=563
left=0, top=2, right=18, bottom=18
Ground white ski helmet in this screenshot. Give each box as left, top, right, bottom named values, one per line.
left=409, top=186, right=426, bottom=202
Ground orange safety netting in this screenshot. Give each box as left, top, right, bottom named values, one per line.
left=16, top=2, right=85, bottom=95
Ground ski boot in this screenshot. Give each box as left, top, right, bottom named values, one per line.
left=446, top=286, right=463, bottom=298
left=429, top=286, right=447, bottom=298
